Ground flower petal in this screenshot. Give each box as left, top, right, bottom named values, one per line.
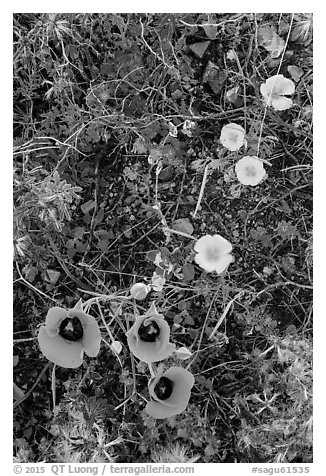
left=38, top=326, right=83, bottom=368
left=194, top=235, right=214, bottom=254
left=127, top=333, right=175, bottom=363
left=75, top=312, right=102, bottom=357
left=271, top=96, right=293, bottom=111
left=210, top=253, right=234, bottom=273
left=194, top=252, right=220, bottom=273
left=212, top=235, right=233, bottom=254
left=266, top=74, right=295, bottom=96
left=45, top=307, right=67, bottom=337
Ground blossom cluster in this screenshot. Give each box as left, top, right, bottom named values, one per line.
left=217, top=74, right=295, bottom=187
left=37, top=300, right=195, bottom=419
left=36, top=73, right=295, bottom=421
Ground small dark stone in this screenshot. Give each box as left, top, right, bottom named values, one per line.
left=58, top=316, right=84, bottom=341
left=138, top=320, right=160, bottom=342
left=154, top=376, right=174, bottom=400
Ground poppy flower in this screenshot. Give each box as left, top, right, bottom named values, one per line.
left=37, top=304, right=101, bottom=368
left=145, top=366, right=195, bottom=419
left=260, top=74, right=295, bottom=111
left=126, top=303, right=175, bottom=363
left=235, top=156, right=266, bottom=186
left=130, top=282, right=150, bottom=300
left=220, top=123, right=245, bottom=151
left=194, top=234, right=233, bottom=274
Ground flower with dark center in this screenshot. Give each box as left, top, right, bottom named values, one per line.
left=138, top=320, right=160, bottom=342
left=146, top=367, right=195, bottom=419
left=38, top=304, right=101, bottom=368
left=126, top=303, right=175, bottom=363
left=154, top=377, right=174, bottom=400
left=58, top=316, right=84, bottom=341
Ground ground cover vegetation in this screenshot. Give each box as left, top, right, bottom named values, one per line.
left=13, top=13, right=313, bottom=464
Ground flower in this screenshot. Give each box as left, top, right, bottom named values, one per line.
left=194, top=234, right=233, bottom=274
left=145, top=366, right=195, bottom=419
left=150, top=272, right=166, bottom=292
left=37, top=303, right=101, bottom=368
left=220, top=123, right=245, bottom=151
left=130, top=282, right=150, bottom=300
left=126, top=303, right=175, bottom=363
left=235, top=156, right=266, bottom=186
left=260, top=74, right=295, bottom=111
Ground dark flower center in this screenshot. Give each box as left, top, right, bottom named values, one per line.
left=154, top=377, right=174, bottom=400
left=138, top=320, right=160, bottom=342
left=58, top=316, right=84, bottom=341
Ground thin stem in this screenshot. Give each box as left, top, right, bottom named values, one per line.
left=51, top=364, right=56, bottom=409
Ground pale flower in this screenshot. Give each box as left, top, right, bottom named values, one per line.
left=145, top=366, right=195, bottom=419
left=260, top=74, right=295, bottom=111
left=38, top=303, right=101, bottom=368
left=130, top=282, right=150, bottom=300
left=151, top=272, right=166, bottom=292
left=220, top=123, right=245, bottom=151
left=235, top=156, right=266, bottom=186
left=194, top=234, right=233, bottom=274
left=126, top=303, right=175, bottom=363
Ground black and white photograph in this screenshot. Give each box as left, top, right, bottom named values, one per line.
left=13, top=11, right=313, bottom=468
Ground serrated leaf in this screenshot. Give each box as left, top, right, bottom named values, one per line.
left=189, top=41, right=210, bottom=59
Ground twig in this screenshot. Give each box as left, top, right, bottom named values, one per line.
left=209, top=291, right=245, bottom=340
left=192, top=163, right=210, bottom=218
left=51, top=363, right=56, bottom=409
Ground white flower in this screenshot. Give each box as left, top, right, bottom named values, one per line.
left=151, top=272, right=166, bottom=292
left=194, top=234, right=233, bottom=274
left=235, top=156, right=266, bottom=186
left=260, top=74, right=295, bottom=111
left=130, top=282, right=150, bottom=300
left=220, top=123, right=245, bottom=151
